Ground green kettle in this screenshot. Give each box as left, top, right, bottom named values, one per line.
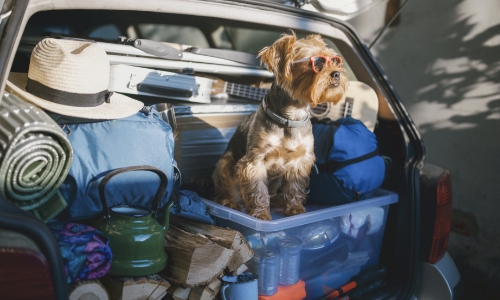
left=95, top=165, right=174, bottom=277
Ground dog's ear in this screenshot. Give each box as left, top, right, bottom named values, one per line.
left=258, top=31, right=297, bottom=85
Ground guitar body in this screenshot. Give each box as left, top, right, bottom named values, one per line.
left=310, top=81, right=379, bottom=132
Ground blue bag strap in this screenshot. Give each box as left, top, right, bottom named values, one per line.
left=313, top=148, right=380, bottom=175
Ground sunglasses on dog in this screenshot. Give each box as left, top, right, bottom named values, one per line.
left=292, top=55, right=343, bottom=73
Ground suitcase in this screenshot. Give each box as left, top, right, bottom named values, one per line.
left=109, top=64, right=215, bottom=103
left=99, top=41, right=273, bottom=78
left=20, top=37, right=273, bottom=77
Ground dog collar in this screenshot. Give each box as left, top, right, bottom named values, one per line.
left=262, top=98, right=310, bottom=128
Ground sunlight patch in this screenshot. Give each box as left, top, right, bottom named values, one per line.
left=458, top=0, right=500, bottom=42
left=431, top=57, right=471, bottom=75
left=416, top=83, right=438, bottom=96
left=461, top=81, right=500, bottom=99
left=407, top=100, right=489, bottom=134
left=487, top=113, right=500, bottom=120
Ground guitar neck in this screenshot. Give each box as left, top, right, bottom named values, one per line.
left=343, top=97, right=354, bottom=118
left=211, top=79, right=269, bottom=102
left=333, top=98, right=354, bottom=119
left=224, top=82, right=269, bottom=101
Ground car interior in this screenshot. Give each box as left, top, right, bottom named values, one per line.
left=0, top=4, right=418, bottom=299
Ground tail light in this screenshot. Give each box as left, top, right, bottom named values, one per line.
left=420, top=164, right=453, bottom=264
left=428, top=173, right=452, bottom=263
left=0, top=247, right=57, bottom=299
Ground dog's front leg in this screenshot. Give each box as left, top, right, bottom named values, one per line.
left=281, top=166, right=309, bottom=216
left=236, top=156, right=272, bottom=220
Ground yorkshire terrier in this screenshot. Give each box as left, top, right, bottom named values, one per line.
left=212, top=31, right=349, bottom=220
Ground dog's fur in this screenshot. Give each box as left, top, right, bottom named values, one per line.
left=212, top=31, right=348, bottom=220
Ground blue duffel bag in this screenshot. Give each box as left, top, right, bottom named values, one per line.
left=56, top=107, right=176, bottom=220
left=309, top=117, right=386, bottom=205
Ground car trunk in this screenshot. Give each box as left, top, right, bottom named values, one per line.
left=2, top=0, right=425, bottom=299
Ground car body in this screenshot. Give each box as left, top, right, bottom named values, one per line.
left=0, top=0, right=462, bottom=299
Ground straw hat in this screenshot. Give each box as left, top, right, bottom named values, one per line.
left=6, top=38, right=144, bottom=119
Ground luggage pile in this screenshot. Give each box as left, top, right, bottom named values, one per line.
left=4, top=35, right=391, bottom=300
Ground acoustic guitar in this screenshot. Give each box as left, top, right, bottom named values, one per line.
left=310, top=81, right=379, bottom=132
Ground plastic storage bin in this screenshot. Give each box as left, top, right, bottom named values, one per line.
left=201, top=189, right=398, bottom=300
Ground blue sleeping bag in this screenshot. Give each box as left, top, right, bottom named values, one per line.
left=309, top=117, right=385, bottom=205
left=58, top=108, right=176, bottom=220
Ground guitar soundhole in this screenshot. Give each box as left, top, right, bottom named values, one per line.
left=311, top=103, right=330, bottom=118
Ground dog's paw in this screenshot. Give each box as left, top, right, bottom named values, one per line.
left=285, top=204, right=306, bottom=216
left=219, top=199, right=242, bottom=211
left=250, top=210, right=272, bottom=221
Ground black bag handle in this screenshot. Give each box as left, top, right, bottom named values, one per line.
left=99, top=165, right=168, bottom=221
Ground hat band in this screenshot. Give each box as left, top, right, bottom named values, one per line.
left=26, top=78, right=111, bottom=107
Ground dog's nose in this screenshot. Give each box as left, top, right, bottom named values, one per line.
left=331, top=71, right=340, bottom=80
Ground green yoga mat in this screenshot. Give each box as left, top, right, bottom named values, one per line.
left=0, top=92, right=73, bottom=221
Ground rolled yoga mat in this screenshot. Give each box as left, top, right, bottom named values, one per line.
left=0, top=92, right=73, bottom=221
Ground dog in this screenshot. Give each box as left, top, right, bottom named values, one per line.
left=212, top=31, right=349, bottom=220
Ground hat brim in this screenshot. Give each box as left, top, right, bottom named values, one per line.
left=6, top=73, right=144, bottom=120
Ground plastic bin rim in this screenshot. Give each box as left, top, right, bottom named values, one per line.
left=201, top=189, right=398, bottom=232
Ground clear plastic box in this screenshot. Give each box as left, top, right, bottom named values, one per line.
left=201, top=189, right=398, bottom=299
